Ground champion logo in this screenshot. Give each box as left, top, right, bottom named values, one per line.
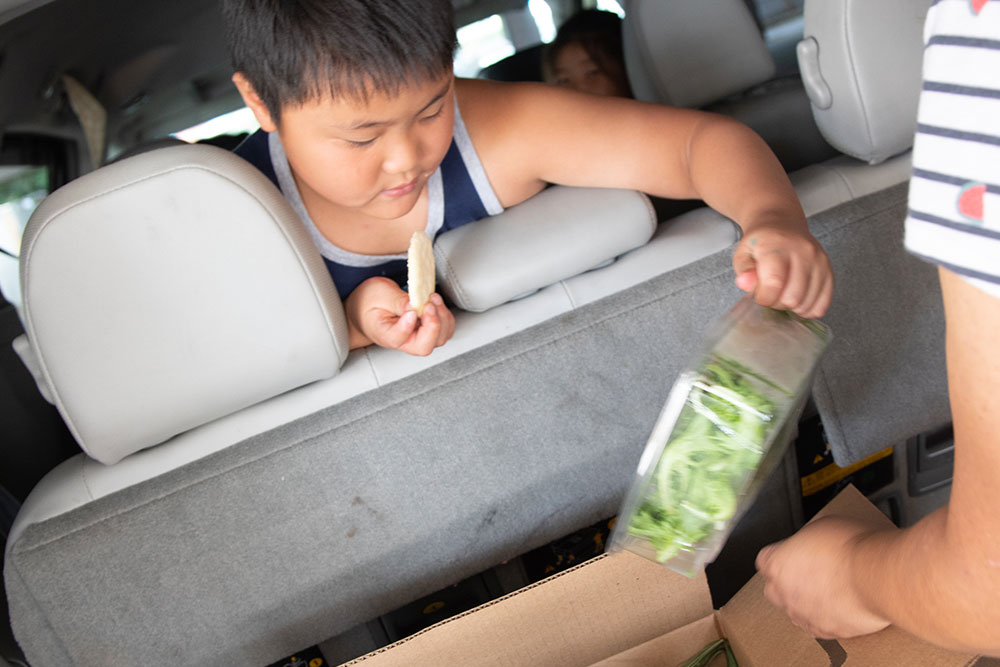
left=957, top=182, right=986, bottom=223
left=970, top=0, right=989, bottom=15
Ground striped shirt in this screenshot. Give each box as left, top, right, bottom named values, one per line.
left=905, top=0, right=1000, bottom=299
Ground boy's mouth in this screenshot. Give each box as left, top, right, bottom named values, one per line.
left=382, top=177, right=420, bottom=198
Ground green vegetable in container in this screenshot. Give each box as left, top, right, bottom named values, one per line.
left=610, top=298, right=830, bottom=576
left=625, top=355, right=784, bottom=563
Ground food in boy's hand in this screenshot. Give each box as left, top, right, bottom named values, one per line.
left=407, top=230, right=435, bottom=316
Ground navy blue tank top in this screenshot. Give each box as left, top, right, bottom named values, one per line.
left=233, top=100, right=503, bottom=299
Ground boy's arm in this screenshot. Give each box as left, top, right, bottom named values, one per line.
left=459, top=79, right=832, bottom=317
left=755, top=268, right=1000, bottom=656
left=344, top=277, right=455, bottom=356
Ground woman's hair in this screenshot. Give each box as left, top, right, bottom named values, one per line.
left=221, top=0, right=457, bottom=122
left=542, top=9, right=632, bottom=97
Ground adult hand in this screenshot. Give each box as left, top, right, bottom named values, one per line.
left=755, top=514, right=891, bottom=639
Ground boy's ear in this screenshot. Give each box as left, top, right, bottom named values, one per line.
left=232, top=73, right=278, bottom=133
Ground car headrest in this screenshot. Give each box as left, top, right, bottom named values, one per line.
left=621, top=0, right=775, bottom=108
left=18, top=144, right=350, bottom=465
left=434, top=186, right=655, bottom=312
left=797, top=0, right=931, bottom=164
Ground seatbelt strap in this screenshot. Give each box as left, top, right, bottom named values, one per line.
left=61, top=74, right=106, bottom=169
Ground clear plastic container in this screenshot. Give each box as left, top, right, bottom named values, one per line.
left=608, top=296, right=831, bottom=576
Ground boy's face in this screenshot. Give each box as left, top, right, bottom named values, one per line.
left=237, top=72, right=455, bottom=222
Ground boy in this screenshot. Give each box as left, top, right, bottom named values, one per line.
left=222, top=0, right=833, bottom=357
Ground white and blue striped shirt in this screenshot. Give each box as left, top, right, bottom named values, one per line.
left=905, top=0, right=1000, bottom=299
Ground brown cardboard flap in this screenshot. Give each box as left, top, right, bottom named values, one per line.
left=718, top=575, right=832, bottom=667
left=722, top=486, right=977, bottom=667
left=713, top=486, right=883, bottom=666
left=810, top=484, right=894, bottom=527
left=840, top=628, right=979, bottom=667
left=345, top=551, right=714, bottom=667
left=589, top=614, right=721, bottom=666
left=811, top=486, right=976, bottom=666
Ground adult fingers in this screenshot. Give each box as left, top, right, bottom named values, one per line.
left=756, top=543, right=779, bottom=571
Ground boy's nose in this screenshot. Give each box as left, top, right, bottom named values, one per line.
left=383, top=134, right=421, bottom=175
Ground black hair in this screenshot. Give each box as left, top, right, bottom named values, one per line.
left=542, top=9, right=632, bottom=97
left=221, top=0, right=457, bottom=122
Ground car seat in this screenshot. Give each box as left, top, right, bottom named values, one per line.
left=786, top=0, right=947, bottom=467
left=620, top=0, right=839, bottom=173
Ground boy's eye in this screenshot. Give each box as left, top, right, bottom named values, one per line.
left=346, top=137, right=376, bottom=148
left=421, top=106, right=444, bottom=122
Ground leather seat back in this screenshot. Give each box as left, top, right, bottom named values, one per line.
left=796, top=0, right=929, bottom=164
left=17, top=144, right=350, bottom=464
left=621, top=0, right=838, bottom=172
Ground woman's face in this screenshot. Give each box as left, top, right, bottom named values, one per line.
left=549, top=41, right=630, bottom=97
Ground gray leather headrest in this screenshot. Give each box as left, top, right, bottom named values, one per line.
left=434, top=186, right=655, bottom=313
left=19, top=144, right=349, bottom=464
left=622, top=0, right=775, bottom=108
left=797, top=0, right=931, bottom=164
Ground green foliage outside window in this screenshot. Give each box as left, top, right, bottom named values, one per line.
left=0, top=166, right=49, bottom=205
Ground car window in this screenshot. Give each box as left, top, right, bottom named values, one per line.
left=455, top=0, right=560, bottom=77
left=0, top=164, right=48, bottom=308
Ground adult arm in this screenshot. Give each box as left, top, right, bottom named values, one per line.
left=756, top=267, right=1000, bottom=656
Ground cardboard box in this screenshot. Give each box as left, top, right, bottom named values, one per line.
left=342, top=486, right=980, bottom=667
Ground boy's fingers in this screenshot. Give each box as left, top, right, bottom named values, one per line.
left=403, top=304, right=440, bottom=356
left=732, top=242, right=756, bottom=275
left=431, top=295, right=456, bottom=346
left=797, top=265, right=825, bottom=317
left=735, top=268, right=758, bottom=293
left=802, top=263, right=833, bottom=317
left=776, top=257, right=809, bottom=313
left=808, top=273, right=834, bottom=318
left=806, top=264, right=834, bottom=318
left=753, top=252, right=789, bottom=308
left=376, top=310, right=418, bottom=349
left=795, top=257, right=832, bottom=318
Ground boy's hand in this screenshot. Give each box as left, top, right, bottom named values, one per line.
left=346, top=278, right=455, bottom=356
left=732, top=224, right=833, bottom=318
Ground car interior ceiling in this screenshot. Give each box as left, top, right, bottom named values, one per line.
left=0, top=1, right=957, bottom=665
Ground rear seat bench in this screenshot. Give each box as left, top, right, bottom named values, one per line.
left=4, top=143, right=744, bottom=665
